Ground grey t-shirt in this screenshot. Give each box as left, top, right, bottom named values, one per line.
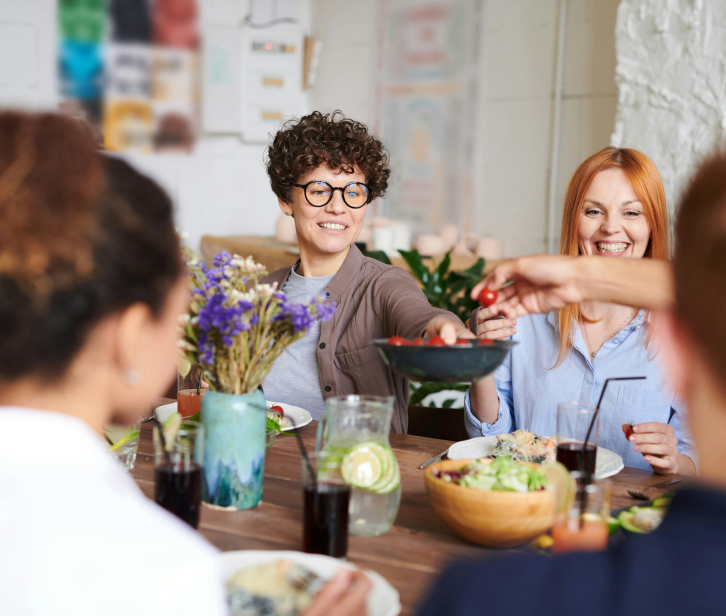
left=262, top=265, right=334, bottom=420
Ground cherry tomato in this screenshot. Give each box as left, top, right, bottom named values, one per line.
left=477, top=338, right=494, bottom=346
left=427, top=336, right=447, bottom=346
left=455, top=339, right=473, bottom=346
left=478, top=288, right=498, bottom=308
left=387, top=336, right=409, bottom=346
left=270, top=404, right=285, bottom=417
left=624, top=423, right=635, bottom=441
left=412, top=338, right=426, bottom=346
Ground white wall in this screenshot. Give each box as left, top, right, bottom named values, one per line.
left=0, top=0, right=310, bottom=253
left=310, top=0, right=620, bottom=256
left=611, top=0, right=726, bottom=213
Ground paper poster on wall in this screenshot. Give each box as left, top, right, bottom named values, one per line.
left=374, top=0, right=480, bottom=233
left=57, top=0, right=200, bottom=154
left=201, top=25, right=242, bottom=133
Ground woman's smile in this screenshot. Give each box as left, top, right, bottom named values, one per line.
left=593, top=241, right=631, bottom=256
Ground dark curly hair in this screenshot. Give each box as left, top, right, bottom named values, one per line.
left=266, top=110, right=390, bottom=203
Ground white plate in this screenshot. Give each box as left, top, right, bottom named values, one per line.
left=154, top=401, right=313, bottom=432
left=447, top=436, right=625, bottom=480
left=219, top=550, right=401, bottom=616
left=266, top=401, right=313, bottom=431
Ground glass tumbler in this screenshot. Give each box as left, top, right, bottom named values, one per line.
left=177, top=362, right=205, bottom=418
left=153, top=420, right=204, bottom=528
left=552, top=473, right=612, bottom=554
left=556, top=401, right=599, bottom=475
left=302, top=452, right=351, bottom=559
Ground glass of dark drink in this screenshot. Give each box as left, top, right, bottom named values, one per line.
left=153, top=420, right=204, bottom=528
left=556, top=401, right=599, bottom=475
left=302, top=452, right=351, bottom=559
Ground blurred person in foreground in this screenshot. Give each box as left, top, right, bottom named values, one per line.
left=261, top=111, right=470, bottom=432
left=466, top=147, right=695, bottom=475
left=0, top=112, right=369, bottom=616
left=419, top=152, right=726, bottom=616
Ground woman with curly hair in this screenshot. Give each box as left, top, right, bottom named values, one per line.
left=261, top=111, right=470, bottom=432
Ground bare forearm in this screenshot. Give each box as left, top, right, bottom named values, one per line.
left=577, top=258, right=674, bottom=311
left=469, top=375, right=500, bottom=425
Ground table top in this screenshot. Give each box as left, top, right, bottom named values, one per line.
left=131, top=416, right=685, bottom=616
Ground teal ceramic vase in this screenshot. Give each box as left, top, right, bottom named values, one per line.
left=201, top=389, right=267, bottom=510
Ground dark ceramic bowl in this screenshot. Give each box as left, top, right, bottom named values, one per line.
left=373, top=339, right=517, bottom=383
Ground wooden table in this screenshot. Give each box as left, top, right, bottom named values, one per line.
left=131, top=419, right=684, bottom=615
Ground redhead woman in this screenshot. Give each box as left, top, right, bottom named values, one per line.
left=0, top=112, right=369, bottom=615
left=466, top=147, right=696, bottom=475
left=261, top=111, right=471, bottom=432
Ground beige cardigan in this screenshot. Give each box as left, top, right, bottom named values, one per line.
left=261, top=245, right=462, bottom=433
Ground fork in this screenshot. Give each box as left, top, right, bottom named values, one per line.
left=627, top=478, right=682, bottom=500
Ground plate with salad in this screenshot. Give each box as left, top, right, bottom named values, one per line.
left=266, top=402, right=312, bottom=431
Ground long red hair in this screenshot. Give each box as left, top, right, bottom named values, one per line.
left=554, top=147, right=669, bottom=366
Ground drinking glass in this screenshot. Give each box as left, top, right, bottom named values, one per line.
left=302, top=452, right=351, bottom=559
left=552, top=473, right=611, bottom=553
left=153, top=420, right=204, bottom=528
left=177, top=362, right=205, bottom=418
left=105, top=420, right=141, bottom=471
left=556, top=401, right=599, bottom=474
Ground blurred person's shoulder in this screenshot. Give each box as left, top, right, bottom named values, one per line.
left=0, top=408, right=225, bottom=616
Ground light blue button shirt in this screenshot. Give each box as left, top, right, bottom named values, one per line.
left=464, top=311, right=696, bottom=471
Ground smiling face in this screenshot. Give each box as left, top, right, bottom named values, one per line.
left=279, top=163, right=367, bottom=259
left=577, top=167, right=651, bottom=258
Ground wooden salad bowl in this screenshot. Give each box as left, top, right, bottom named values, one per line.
left=424, top=458, right=556, bottom=548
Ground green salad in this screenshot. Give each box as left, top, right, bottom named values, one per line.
left=436, top=455, right=546, bottom=492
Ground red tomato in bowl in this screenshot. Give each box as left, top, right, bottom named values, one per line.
left=478, top=338, right=495, bottom=346
left=455, top=339, right=473, bottom=346
left=412, top=338, right=426, bottom=346
left=427, top=336, right=447, bottom=346
left=478, top=288, right=498, bottom=308
left=387, top=336, right=409, bottom=346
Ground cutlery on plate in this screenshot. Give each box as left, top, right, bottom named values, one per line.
left=627, top=478, right=682, bottom=500
left=419, top=448, right=450, bottom=470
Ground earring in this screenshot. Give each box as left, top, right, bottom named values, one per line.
left=125, top=369, right=141, bottom=385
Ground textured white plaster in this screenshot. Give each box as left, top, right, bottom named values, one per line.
left=611, top=0, right=726, bottom=212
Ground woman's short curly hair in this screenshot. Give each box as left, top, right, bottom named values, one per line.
left=266, top=110, right=390, bottom=204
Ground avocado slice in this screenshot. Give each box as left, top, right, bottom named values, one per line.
left=617, top=510, right=648, bottom=534
left=652, top=497, right=671, bottom=508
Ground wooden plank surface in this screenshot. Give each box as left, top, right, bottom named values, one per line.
left=132, top=415, right=686, bottom=615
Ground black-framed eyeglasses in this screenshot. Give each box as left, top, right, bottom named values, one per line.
left=293, top=181, right=371, bottom=209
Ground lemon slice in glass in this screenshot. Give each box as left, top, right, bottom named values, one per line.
left=542, top=462, right=576, bottom=514
left=162, top=412, right=182, bottom=451
left=341, top=443, right=386, bottom=489
left=178, top=358, right=192, bottom=378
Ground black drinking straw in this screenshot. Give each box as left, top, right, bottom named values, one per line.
left=577, top=376, right=646, bottom=526
left=196, top=373, right=203, bottom=395
left=291, top=421, right=317, bottom=493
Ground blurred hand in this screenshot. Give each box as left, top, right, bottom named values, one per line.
left=470, top=255, right=586, bottom=319
left=623, top=422, right=680, bottom=474
left=423, top=315, right=475, bottom=344
left=302, top=569, right=372, bottom=616
left=473, top=310, right=517, bottom=341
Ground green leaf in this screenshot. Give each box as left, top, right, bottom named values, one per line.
left=364, top=250, right=392, bottom=265
left=435, top=251, right=452, bottom=280
left=398, top=249, right=431, bottom=285
left=408, top=381, right=470, bottom=406
left=441, top=398, right=456, bottom=408
left=462, top=257, right=486, bottom=276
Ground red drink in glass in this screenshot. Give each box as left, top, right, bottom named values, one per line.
left=177, top=389, right=203, bottom=418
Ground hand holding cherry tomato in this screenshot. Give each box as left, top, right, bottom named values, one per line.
left=478, top=288, right=498, bottom=308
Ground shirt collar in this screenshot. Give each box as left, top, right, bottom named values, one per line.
left=547, top=309, right=647, bottom=332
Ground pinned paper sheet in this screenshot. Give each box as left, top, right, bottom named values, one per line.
left=201, top=24, right=242, bottom=133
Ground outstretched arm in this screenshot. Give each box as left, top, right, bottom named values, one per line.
left=470, top=255, right=674, bottom=318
